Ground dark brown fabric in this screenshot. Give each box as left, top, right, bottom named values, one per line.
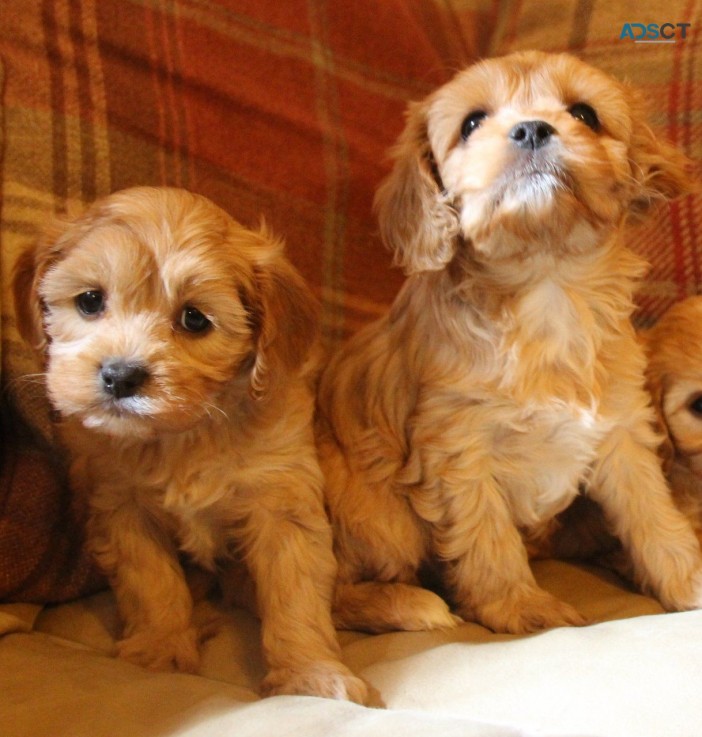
left=0, top=411, right=104, bottom=603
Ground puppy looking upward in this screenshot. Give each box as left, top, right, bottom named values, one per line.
left=316, top=51, right=702, bottom=634
left=13, top=187, right=372, bottom=703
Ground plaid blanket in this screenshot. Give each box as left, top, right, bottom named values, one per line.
left=1, top=0, right=700, bottom=602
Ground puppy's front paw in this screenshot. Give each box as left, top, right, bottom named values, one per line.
left=116, top=627, right=200, bottom=673
left=657, top=565, right=702, bottom=611
left=385, top=587, right=463, bottom=632
left=260, top=661, right=384, bottom=707
left=334, top=582, right=462, bottom=633
left=472, top=586, right=588, bottom=634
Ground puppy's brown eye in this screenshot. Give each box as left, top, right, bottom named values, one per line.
left=568, top=103, right=600, bottom=132
left=180, top=306, right=212, bottom=333
left=688, top=394, right=702, bottom=418
left=75, top=290, right=105, bottom=317
left=461, top=110, right=487, bottom=140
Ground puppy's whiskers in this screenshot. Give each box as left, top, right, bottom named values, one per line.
left=2, top=373, right=50, bottom=404
left=201, top=402, right=230, bottom=422
left=6, top=372, right=48, bottom=390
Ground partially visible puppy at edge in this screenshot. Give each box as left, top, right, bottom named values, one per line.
left=536, top=297, right=702, bottom=574
left=13, top=187, right=376, bottom=705
left=645, top=296, right=702, bottom=546
left=316, top=50, right=702, bottom=636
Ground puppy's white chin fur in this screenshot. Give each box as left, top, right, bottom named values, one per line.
left=460, top=169, right=580, bottom=254
left=464, top=186, right=601, bottom=260
left=81, top=412, right=159, bottom=439
left=52, top=391, right=167, bottom=439
left=500, top=171, right=564, bottom=213
left=79, top=403, right=209, bottom=439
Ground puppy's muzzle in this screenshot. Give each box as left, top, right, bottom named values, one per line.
left=509, top=120, right=555, bottom=151
left=100, top=358, right=150, bottom=400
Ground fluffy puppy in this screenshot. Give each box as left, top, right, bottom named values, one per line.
left=13, top=186, right=372, bottom=703
left=536, top=298, right=702, bottom=570
left=645, top=296, right=702, bottom=545
left=316, top=51, right=702, bottom=635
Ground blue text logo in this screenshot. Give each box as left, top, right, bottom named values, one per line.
left=620, top=23, right=691, bottom=42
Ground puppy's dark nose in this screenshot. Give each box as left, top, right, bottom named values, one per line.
left=100, top=359, right=149, bottom=399
left=509, top=120, right=555, bottom=150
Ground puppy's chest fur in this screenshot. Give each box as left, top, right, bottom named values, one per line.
left=470, top=393, right=607, bottom=528
left=67, top=420, right=297, bottom=571
left=408, top=269, right=631, bottom=528
left=158, top=441, right=250, bottom=568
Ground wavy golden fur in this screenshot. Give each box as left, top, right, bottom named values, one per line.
left=13, top=187, right=374, bottom=703
left=317, top=51, right=702, bottom=634
left=644, top=296, right=702, bottom=546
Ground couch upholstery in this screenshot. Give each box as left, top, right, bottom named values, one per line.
left=2, top=1, right=702, bottom=735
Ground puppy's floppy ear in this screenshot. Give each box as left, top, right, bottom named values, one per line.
left=627, top=95, right=698, bottom=217
left=12, top=220, right=71, bottom=353
left=245, top=232, right=320, bottom=399
left=640, top=330, right=676, bottom=474
left=374, top=100, right=460, bottom=274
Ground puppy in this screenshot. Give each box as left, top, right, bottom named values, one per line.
left=645, top=296, right=702, bottom=545
left=316, top=51, right=702, bottom=635
left=13, top=186, right=372, bottom=703
left=534, top=297, right=702, bottom=571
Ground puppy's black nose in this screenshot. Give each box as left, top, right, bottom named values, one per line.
left=509, top=120, right=555, bottom=150
left=100, top=359, right=149, bottom=399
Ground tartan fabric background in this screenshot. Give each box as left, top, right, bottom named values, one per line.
left=0, top=0, right=700, bottom=602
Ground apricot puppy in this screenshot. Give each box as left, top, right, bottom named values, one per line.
left=645, top=296, right=702, bottom=546
left=316, top=51, right=702, bottom=634
left=13, top=186, right=372, bottom=703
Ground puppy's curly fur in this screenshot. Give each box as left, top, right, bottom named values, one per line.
left=13, top=186, right=373, bottom=703
left=536, top=297, right=702, bottom=573
left=316, top=51, right=702, bottom=634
